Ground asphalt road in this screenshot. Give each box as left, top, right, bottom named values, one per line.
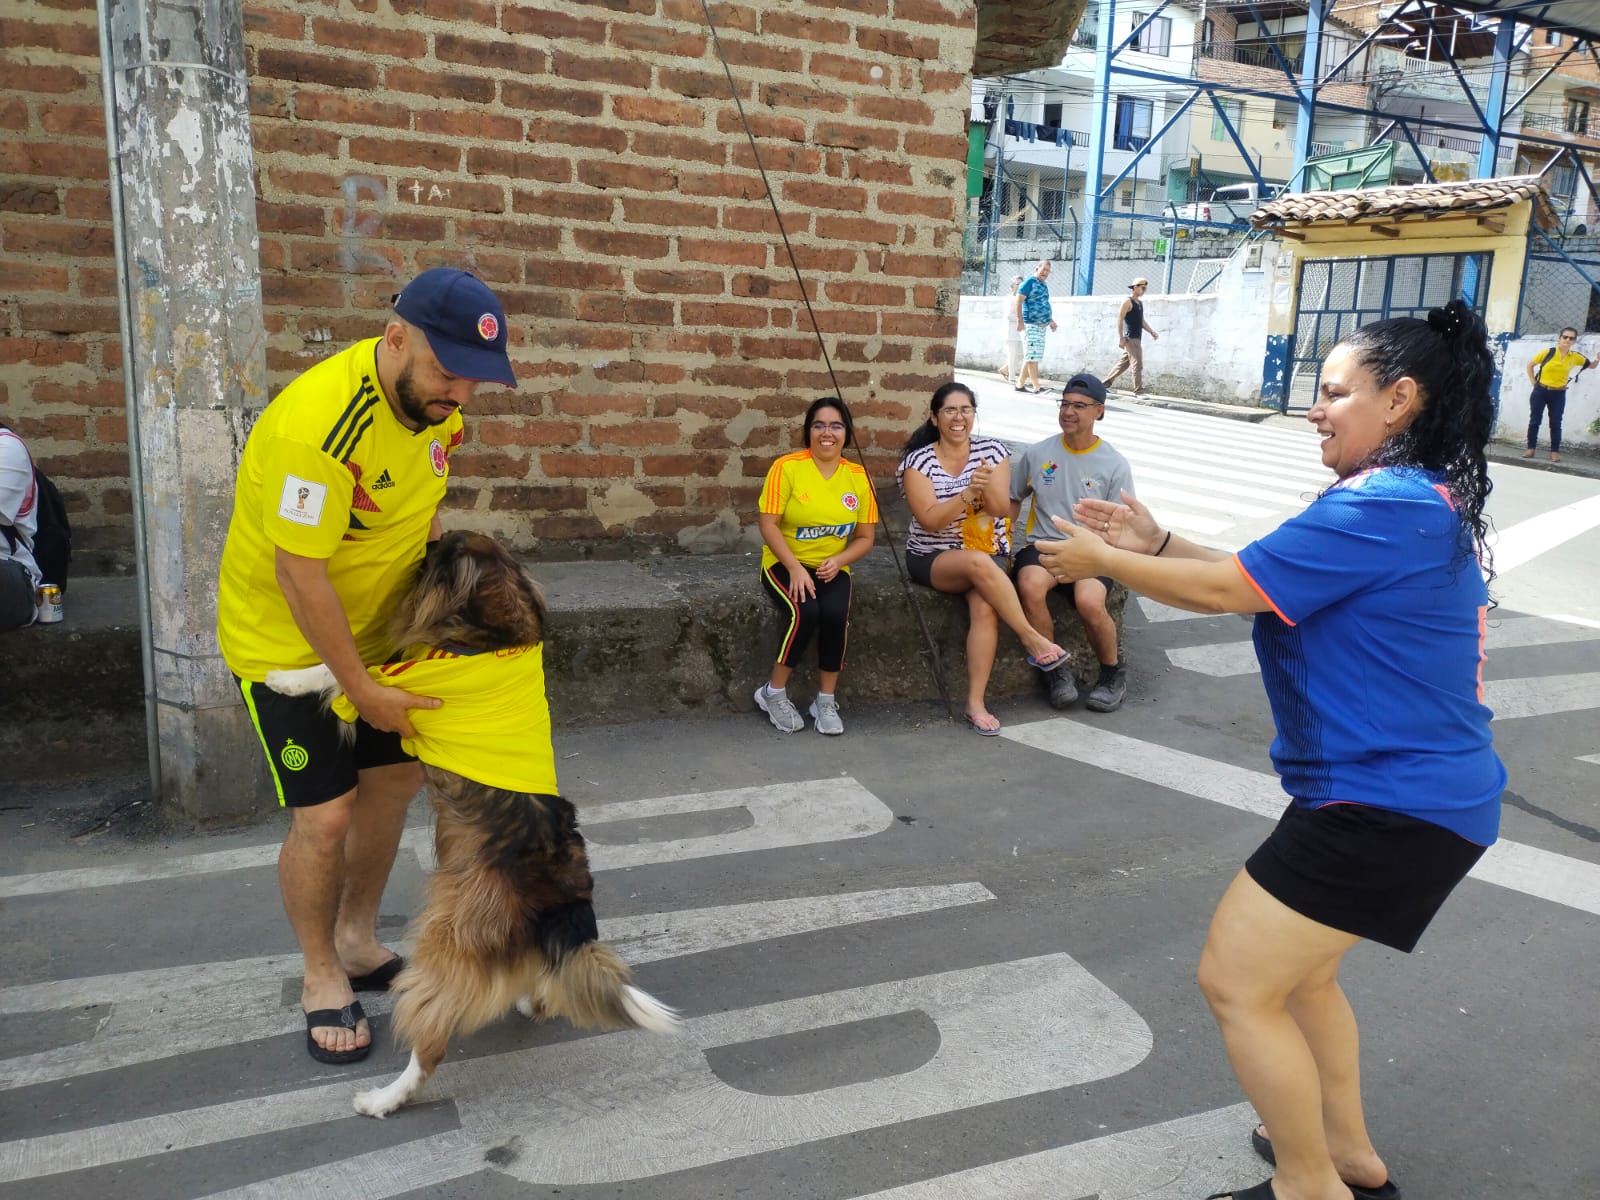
left=3, top=399, right=1597, bottom=1200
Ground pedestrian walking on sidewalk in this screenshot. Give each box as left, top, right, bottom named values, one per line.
left=1040, top=298, right=1503, bottom=1200
left=217, top=268, right=516, bottom=1065
left=1523, top=326, right=1591, bottom=463
left=1015, top=261, right=1057, bottom=394
left=999, top=275, right=1024, bottom=383
left=753, top=396, right=878, bottom=737
left=1102, top=278, right=1159, bottom=395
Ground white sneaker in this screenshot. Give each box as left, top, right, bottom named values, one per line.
left=808, top=696, right=844, bottom=735
left=755, top=685, right=804, bottom=733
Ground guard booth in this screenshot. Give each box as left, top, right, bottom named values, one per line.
left=1251, top=177, right=1543, bottom=412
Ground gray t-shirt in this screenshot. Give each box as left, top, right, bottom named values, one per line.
left=1009, top=434, right=1135, bottom=546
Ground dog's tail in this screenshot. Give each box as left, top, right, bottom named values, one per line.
left=539, top=939, right=681, bottom=1035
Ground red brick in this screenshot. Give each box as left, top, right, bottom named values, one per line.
left=455, top=218, right=562, bottom=252
left=715, top=110, right=805, bottom=142
left=254, top=123, right=341, bottom=156
left=2, top=218, right=114, bottom=257
left=415, top=109, right=523, bottom=142
left=729, top=143, right=822, bottom=174
left=250, top=84, right=291, bottom=119
left=0, top=260, right=68, bottom=292
left=892, top=0, right=973, bottom=26
left=576, top=161, right=677, bottom=192
left=590, top=421, right=683, bottom=447
left=19, top=303, right=119, bottom=334
left=37, top=104, right=105, bottom=138
left=635, top=269, right=723, bottom=296
left=541, top=453, right=636, bottom=478
left=630, top=130, right=726, bottom=166
left=759, top=82, right=848, bottom=113
left=502, top=81, right=604, bottom=117
left=848, top=158, right=914, bottom=185
left=643, top=453, right=721, bottom=476
left=807, top=309, right=879, bottom=334
left=761, top=12, right=850, bottom=42
left=857, top=27, right=940, bottom=58
left=662, top=0, right=755, bottom=31
left=552, top=50, right=651, bottom=90
left=408, top=179, right=503, bottom=212
left=477, top=419, right=583, bottom=446
left=0, top=140, right=104, bottom=180
left=787, top=245, right=860, bottom=273
left=468, top=147, right=571, bottom=183
left=679, top=170, right=768, bottom=200
left=385, top=66, right=495, bottom=103
left=573, top=228, right=671, bottom=258
left=612, top=24, right=709, bottom=56
left=8, top=63, right=86, bottom=95
left=738, top=335, right=822, bottom=360
left=716, top=38, right=789, bottom=72
left=677, top=238, right=767, bottom=267
left=487, top=485, right=589, bottom=511
left=722, top=205, right=809, bottom=237
left=903, top=132, right=967, bottom=160
left=920, top=69, right=969, bottom=94
left=824, top=280, right=906, bottom=307
left=882, top=250, right=961, bottom=278
left=389, top=0, right=497, bottom=21
left=624, top=298, right=676, bottom=326
left=815, top=214, right=899, bottom=245
left=63, top=186, right=109, bottom=220
left=513, top=189, right=614, bottom=222
left=348, top=136, right=461, bottom=172
left=0, top=18, right=98, bottom=56
left=524, top=117, right=628, bottom=153
left=0, top=99, right=24, bottom=131
left=882, top=313, right=957, bottom=337
left=680, top=301, right=769, bottom=327
left=436, top=32, right=547, bottom=74
left=658, top=66, right=747, bottom=100
left=879, top=191, right=956, bottom=220
left=783, top=180, right=867, bottom=212
left=0, top=339, right=87, bottom=367
left=97, top=415, right=129, bottom=442
left=836, top=340, right=913, bottom=363
left=502, top=5, right=607, bottom=41
left=621, top=196, right=718, bottom=229
left=290, top=241, right=404, bottom=275
left=0, top=183, right=59, bottom=215
left=449, top=452, right=532, bottom=479
left=855, top=95, right=935, bottom=124
left=814, top=121, right=899, bottom=152
left=261, top=274, right=348, bottom=309
left=577, top=295, right=625, bottom=323
left=614, top=95, right=705, bottom=128
left=382, top=212, right=451, bottom=240
left=257, top=48, right=378, bottom=91
left=810, top=52, right=877, bottom=85
left=494, top=288, right=576, bottom=320
left=243, top=5, right=305, bottom=39
left=311, top=18, right=426, bottom=58
left=526, top=259, right=624, bottom=290
left=8, top=414, right=86, bottom=442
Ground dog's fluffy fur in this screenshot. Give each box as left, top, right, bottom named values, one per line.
left=266, top=531, right=679, bottom=1118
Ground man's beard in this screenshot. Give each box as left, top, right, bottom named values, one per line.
left=394, top=362, right=451, bottom=429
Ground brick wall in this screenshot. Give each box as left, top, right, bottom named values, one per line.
left=1, top=0, right=979, bottom=570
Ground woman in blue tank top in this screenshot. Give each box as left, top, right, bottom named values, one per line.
left=1038, top=299, right=1502, bottom=1200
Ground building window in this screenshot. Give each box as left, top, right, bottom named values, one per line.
left=1568, top=99, right=1591, bottom=135
left=1043, top=101, right=1064, bottom=129
left=1132, top=13, right=1172, bottom=56
left=1114, top=96, right=1154, bottom=150
left=1273, top=100, right=1297, bottom=130
left=1039, top=187, right=1068, bottom=227
left=1546, top=30, right=1563, bottom=46
left=1201, top=18, right=1214, bottom=47
left=1211, top=98, right=1244, bottom=142
left=1321, top=33, right=1351, bottom=81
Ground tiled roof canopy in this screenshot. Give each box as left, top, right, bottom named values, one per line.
left=974, top=0, right=1089, bottom=77
left=1250, top=176, right=1547, bottom=230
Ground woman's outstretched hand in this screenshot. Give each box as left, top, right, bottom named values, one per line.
left=1072, top=490, right=1162, bottom=555
left=1034, top=516, right=1110, bottom=583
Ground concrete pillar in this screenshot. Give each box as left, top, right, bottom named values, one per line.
left=100, top=0, right=272, bottom=822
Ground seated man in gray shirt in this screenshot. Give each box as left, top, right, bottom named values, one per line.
left=1009, top=373, right=1135, bottom=712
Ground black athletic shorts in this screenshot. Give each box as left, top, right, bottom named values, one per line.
left=1246, top=800, right=1487, bottom=953
left=906, top=548, right=1009, bottom=588
left=1011, top=543, right=1114, bottom=600
left=236, top=676, right=415, bottom=808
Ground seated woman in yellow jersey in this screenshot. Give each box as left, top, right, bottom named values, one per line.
left=755, top=397, right=878, bottom=735
left=896, top=382, right=1068, bottom=737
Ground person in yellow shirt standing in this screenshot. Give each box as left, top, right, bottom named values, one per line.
left=755, top=397, right=878, bottom=735
left=1524, top=327, right=1591, bottom=463
left=217, top=268, right=515, bottom=1064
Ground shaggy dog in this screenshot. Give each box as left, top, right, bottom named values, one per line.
left=266, top=531, right=679, bottom=1117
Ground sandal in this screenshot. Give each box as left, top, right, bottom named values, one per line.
left=348, top=955, right=405, bottom=992
left=1026, top=645, right=1068, bottom=672
left=1206, top=1183, right=1274, bottom=1200
left=1252, top=1127, right=1402, bottom=1200
left=964, top=711, right=1002, bottom=736
left=305, top=1000, right=371, bottom=1064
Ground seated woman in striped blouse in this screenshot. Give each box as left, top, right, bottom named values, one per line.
left=896, top=381, right=1067, bottom=736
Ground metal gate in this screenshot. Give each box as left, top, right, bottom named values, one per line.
left=1285, top=253, right=1492, bottom=411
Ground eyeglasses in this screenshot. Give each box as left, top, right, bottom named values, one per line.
left=810, top=421, right=846, bottom=433
left=1560, top=334, right=1577, bottom=341
left=1059, top=400, right=1099, bottom=412
left=938, top=406, right=976, bottom=417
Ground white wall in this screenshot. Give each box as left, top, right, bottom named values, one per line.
left=1495, top=334, right=1600, bottom=450
left=955, top=247, right=1275, bottom=405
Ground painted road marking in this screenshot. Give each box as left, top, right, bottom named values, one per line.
left=0, top=777, right=893, bottom=899
left=1481, top=673, right=1600, bottom=720
left=1165, top=616, right=1600, bottom=678
left=0, top=884, right=994, bottom=1089
left=0, top=954, right=1152, bottom=1187
left=1488, top=493, right=1600, bottom=575
left=1002, top=718, right=1600, bottom=917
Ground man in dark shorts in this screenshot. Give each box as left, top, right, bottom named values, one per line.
left=217, top=269, right=515, bottom=1063
left=1009, top=373, right=1136, bottom=711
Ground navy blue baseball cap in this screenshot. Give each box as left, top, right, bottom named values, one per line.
left=1063, top=372, right=1107, bottom=404
left=392, top=268, right=516, bottom=386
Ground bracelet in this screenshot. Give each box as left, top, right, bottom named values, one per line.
left=1155, top=530, right=1172, bottom=556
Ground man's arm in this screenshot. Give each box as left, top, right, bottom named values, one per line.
left=1143, top=316, right=1158, bottom=340
left=274, top=548, right=439, bottom=737
left=1116, top=299, right=1131, bottom=344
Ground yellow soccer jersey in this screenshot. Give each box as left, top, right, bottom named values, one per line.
left=331, top=644, right=556, bottom=794
left=217, top=338, right=465, bottom=681
left=1532, top=348, right=1588, bottom=388
left=759, top=451, right=879, bottom=571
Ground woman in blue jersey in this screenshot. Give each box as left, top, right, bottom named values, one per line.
left=1040, top=299, right=1503, bottom=1200
left=898, top=381, right=1068, bottom=735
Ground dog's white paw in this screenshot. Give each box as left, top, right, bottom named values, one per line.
left=352, top=1087, right=396, bottom=1119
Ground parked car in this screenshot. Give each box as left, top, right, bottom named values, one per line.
left=1166, top=182, right=1271, bottom=228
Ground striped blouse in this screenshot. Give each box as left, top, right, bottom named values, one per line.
left=896, top=435, right=1012, bottom=557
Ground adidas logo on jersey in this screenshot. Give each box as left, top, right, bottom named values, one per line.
left=371, top=469, right=396, bottom=490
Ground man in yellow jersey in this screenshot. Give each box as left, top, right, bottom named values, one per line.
left=217, top=268, right=515, bottom=1063
left=1523, top=326, right=1591, bottom=463
left=1009, top=373, right=1136, bottom=712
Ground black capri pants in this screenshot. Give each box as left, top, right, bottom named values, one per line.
left=761, top=562, right=853, bottom=673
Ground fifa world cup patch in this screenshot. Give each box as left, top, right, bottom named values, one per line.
left=278, top=475, right=328, bottom=526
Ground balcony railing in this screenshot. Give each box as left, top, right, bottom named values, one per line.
left=1113, top=134, right=1151, bottom=152
left=1520, top=110, right=1590, bottom=136
left=1378, top=129, right=1481, bottom=154
left=1199, top=40, right=1304, bottom=75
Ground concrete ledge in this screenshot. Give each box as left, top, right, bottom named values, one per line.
left=2, top=548, right=1124, bottom=792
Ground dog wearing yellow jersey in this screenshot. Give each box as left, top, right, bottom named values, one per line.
left=266, top=531, right=679, bottom=1117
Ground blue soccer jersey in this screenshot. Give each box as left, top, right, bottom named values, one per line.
left=1234, top=467, right=1505, bottom=845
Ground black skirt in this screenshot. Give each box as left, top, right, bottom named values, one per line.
left=1245, top=800, right=1488, bottom=953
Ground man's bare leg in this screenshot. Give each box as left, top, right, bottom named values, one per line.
left=335, top=760, right=421, bottom=978
left=280, top=791, right=369, bottom=1055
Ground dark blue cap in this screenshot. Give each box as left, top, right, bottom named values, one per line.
left=1063, top=372, right=1107, bottom=404
left=392, top=268, right=515, bottom=386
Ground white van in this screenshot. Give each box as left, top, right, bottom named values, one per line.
left=1166, top=182, right=1269, bottom=227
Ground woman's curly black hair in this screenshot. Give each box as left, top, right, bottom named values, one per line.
left=1337, top=296, right=1496, bottom=586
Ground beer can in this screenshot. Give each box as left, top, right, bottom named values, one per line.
left=36, top=583, right=64, bottom=624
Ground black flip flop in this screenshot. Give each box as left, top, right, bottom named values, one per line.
left=348, top=955, right=405, bottom=992
left=1206, top=1182, right=1275, bottom=1200
left=305, top=1000, right=371, bottom=1064
left=1252, top=1127, right=1403, bottom=1200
